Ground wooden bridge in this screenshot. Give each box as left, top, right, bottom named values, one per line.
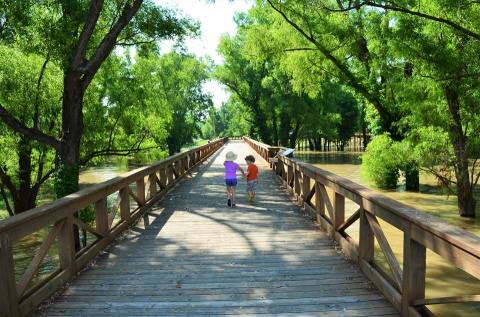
left=0, top=138, right=479, bottom=316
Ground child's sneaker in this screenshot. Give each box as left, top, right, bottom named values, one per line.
left=227, top=198, right=231, bottom=207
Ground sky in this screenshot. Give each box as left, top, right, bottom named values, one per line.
left=156, top=0, right=253, bottom=108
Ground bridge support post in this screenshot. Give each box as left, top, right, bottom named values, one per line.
left=0, top=233, right=20, bottom=317
left=95, top=198, right=109, bottom=237
left=136, top=178, right=145, bottom=205
left=315, top=181, right=325, bottom=223
left=58, top=215, right=76, bottom=275
left=359, top=208, right=374, bottom=263
left=120, top=187, right=130, bottom=222
left=402, top=226, right=426, bottom=317
left=333, top=192, right=345, bottom=231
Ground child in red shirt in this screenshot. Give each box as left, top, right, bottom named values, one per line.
left=244, top=155, right=259, bottom=202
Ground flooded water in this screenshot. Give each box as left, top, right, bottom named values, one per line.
left=12, top=162, right=139, bottom=293
left=296, top=151, right=480, bottom=317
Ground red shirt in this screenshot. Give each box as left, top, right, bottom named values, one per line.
left=247, top=164, right=258, bottom=181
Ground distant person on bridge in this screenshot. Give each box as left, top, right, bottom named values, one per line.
left=224, top=151, right=245, bottom=207
left=244, top=155, right=259, bottom=203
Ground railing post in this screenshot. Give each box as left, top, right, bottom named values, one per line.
left=315, top=181, right=325, bottom=222
left=136, top=178, right=145, bottom=205
left=359, top=208, right=374, bottom=263
left=402, top=225, right=426, bottom=317
left=0, top=233, right=20, bottom=317
left=302, top=174, right=310, bottom=205
left=120, top=187, right=130, bottom=222
left=58, top=215, right=76, bottom=280
left=95, top=198, right=109, bottom=237
left=333, top=191, right=345, bottom=231
left=148, top=173, right=157, bottom=199
left=294, top=164, right=301, bottom=200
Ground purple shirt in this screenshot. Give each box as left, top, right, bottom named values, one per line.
left=224, top=161, right=239, bottom=179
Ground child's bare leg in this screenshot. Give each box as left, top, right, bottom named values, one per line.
left=232, top=187, right=236, bottom=206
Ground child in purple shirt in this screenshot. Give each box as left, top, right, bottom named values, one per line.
left=224, top=151, right=244, bottom=207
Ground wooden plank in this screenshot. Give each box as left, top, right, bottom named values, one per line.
left=128, top=187, right=143, bottom=207
left=148, top=173, right=158, bottom=199
left=119, top=187, right=130, bottom=222
left=365, top=212, right=403, bottom=290
left=411, top=223, right=480, bottom=279
left=402, top=225, right=426, bottom=316
left=136, top=178, right=145, bottom=206
left=337, top=208, right=360, bottom=233
left=317, top=183, right=334, bottom=220
left=95, top=198, right=109, bottom=237
left=58, top=215, right=76, bottom=274
left=0, top=138, right=228, bottom=241
left=359, top=259, right=402, bottom=312
left=72, top=217, right=102, bottom=238
left=413, top=295, right=480, bottom=306
left=16, top=220, right=63, bottom=298
left=333, top=191, right=345, bottom=230
left=359, top=208, right=374, bottom=263
left=0, top=233, right=20, bottom=316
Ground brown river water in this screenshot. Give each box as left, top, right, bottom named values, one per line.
left=9, top=151, right=480, bottom=316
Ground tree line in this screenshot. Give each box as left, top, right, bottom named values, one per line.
left=0, top=0, right=211, bottom=225
left=203, top=0, right=479, bottom=218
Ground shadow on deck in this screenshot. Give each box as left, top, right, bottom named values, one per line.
left=35, top=141, right=399, bottom=316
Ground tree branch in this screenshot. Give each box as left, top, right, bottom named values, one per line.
left=0, top=184, right=14, bottom=217
left=266, top=0, right=390, bottom=125
left=82, top=0, right=143, bottom=88
left=72, top=0, right=105, bottom=69
left=322, top=1, right=480, bottom=42
left=33, top=56, right=50, bottom=129
left=80, top=133, right=151, bottom=165
left=0, top=103, right=62, bottom=150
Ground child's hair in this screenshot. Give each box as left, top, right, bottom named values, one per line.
left=245, top=155, right=255, bottom=162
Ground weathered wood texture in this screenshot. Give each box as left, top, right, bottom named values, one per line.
left=243, top=136, right=480, bottom=317
left=0, top=139, right=226, bottom=317
left=34, top=141, right=399, bottom=317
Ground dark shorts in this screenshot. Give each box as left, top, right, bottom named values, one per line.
left=225, top=179, right=238, bottom=187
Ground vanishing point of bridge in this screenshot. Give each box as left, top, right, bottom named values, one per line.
left=0, top=138, right=479, bottom=316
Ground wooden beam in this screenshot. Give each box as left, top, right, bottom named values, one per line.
left=16, top=220, right=63, bottom=298
left=119, top=187, right=130, bottom=222
left=0, top=233, right=20, bottom=316
left=413, top=295, right=480, bottom=306
left=337, top=208, right=360, bottom=233
left=402, top=225, right=426, bottom=316
left=95, top=198, right=109, bottom=237
left=365, top=212, right=403, bottom=290
left=72, top=217, right=102, bottom=238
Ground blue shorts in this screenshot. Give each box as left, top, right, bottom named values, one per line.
left=247, top=180, right=258, bottom=192
left=225, top=179, right=238, bottom=187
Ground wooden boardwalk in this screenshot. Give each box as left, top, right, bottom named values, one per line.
left=37, top=141, right=400, bottom=317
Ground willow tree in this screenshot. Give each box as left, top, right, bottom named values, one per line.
left=0, top=0, right=196, bottom=200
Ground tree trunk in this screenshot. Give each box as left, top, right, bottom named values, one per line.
left=12, top=138, right=38, bottom=213
left=404, top=164, right=420, bottom=192
left=55, top=73, right=84, bottom=250
left=445, top=85, right=476, bottom=217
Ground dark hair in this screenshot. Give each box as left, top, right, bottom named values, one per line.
left=245, top=155, right=255, bottom=162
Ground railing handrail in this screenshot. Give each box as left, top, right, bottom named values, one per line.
left=291, top=158, right=480, bottom=258
left=0, top=138, right=225, bottom=239
left=244, top=136, right=480, bottom=317
left=0, top=137, right=227, bottom=317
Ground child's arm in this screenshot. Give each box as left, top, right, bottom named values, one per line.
left=238, top=166, right=245, bottom=177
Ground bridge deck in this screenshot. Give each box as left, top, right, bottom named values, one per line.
left=37, top=141, right=399, bottom=316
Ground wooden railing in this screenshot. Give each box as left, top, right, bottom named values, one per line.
left=244, top=136, right=480, bottom=317
left=0, top=138, right=227, bottom=317
left=243, top=137, right=284, bottom=167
